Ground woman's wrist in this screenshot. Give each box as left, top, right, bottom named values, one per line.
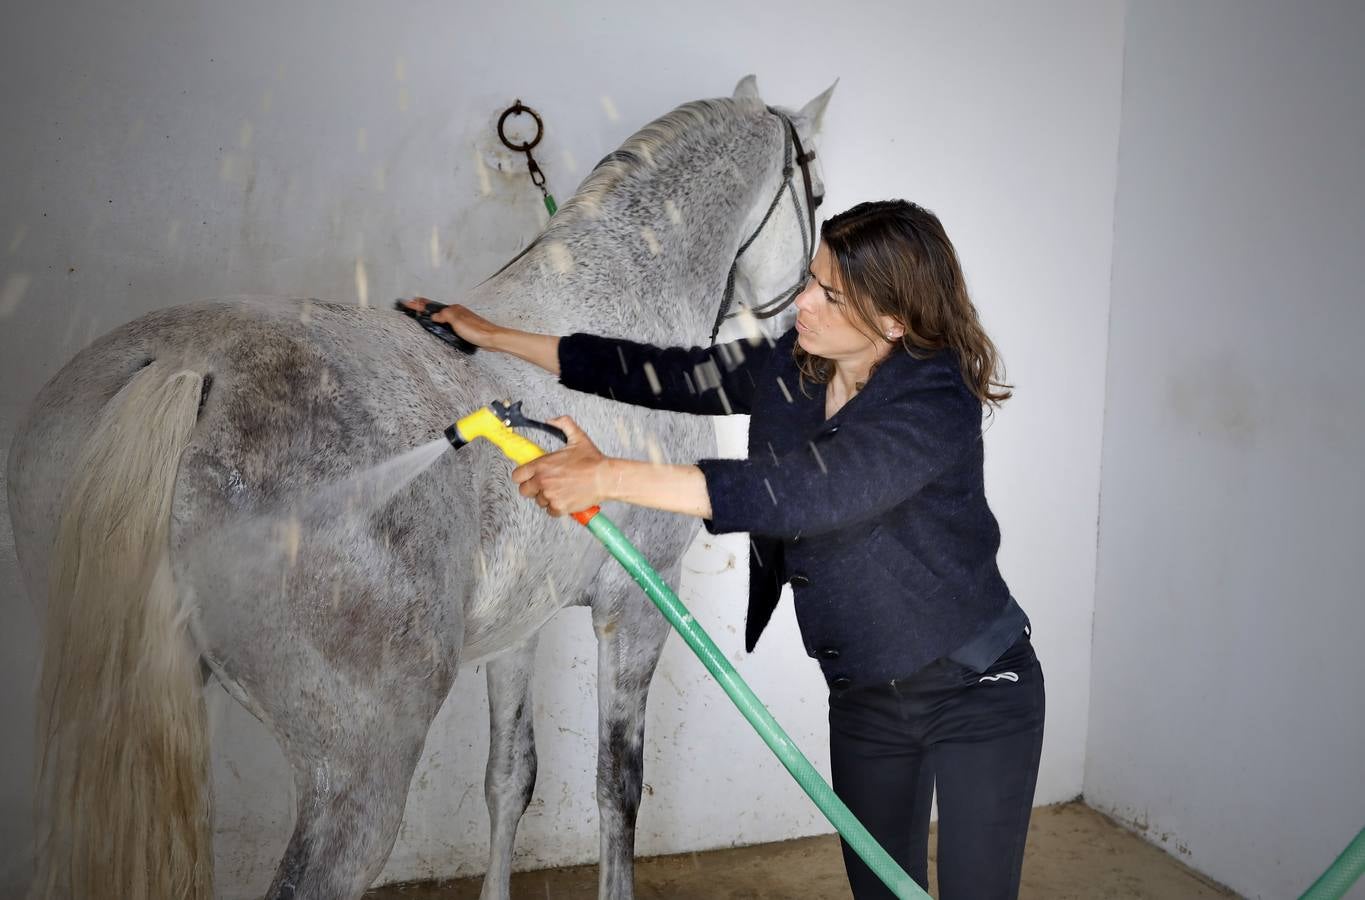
left=600, top=457, right=629, bottom=502
left=484, top=325, right=514, bottom=354
left=598, top=458, right=712, bottom=519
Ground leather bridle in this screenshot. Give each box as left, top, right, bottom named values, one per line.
left=708, top=107, right=824, bottom=345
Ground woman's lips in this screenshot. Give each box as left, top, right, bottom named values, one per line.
left=796, top=318, right=813, bottom=333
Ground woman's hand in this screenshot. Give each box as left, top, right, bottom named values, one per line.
left=400, top=297, right=505, bottom=350
left=511, top=417, right=618, bottom=517
left=400, top=297, right=563, bottom=374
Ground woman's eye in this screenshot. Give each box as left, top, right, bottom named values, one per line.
left=824, top=291, right=840, bottom=305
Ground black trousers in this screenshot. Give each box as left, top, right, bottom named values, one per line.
left=829, top=633, right=1045, bottom=900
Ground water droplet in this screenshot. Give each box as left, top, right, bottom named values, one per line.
left=0, top=273, right=32, bottom=317
left=279, top=516, right=301, bottom=564
left=545, top=241, right=574, bottom=274
left=473, top=151, right=492, bottom=196
left=577, top=192, right=602, bottom=219
left=355, top=258, right=369, bottom=307
left=639, top=226, right=660, bottom=257
left=734, top=306, right=762, bottom=342
left=809, top=443, right=827, bottom=475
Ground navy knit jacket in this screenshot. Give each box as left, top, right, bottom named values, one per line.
left=558, top=328, right=1020, bottom=687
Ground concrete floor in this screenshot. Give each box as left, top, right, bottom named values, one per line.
left=365, top=801, right=1238, bottom=899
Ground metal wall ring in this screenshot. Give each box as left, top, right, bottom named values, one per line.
left=497, top=100, right=544, bottom=152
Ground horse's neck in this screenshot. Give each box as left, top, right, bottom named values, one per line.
left=472, top=115, right=783, bottom=348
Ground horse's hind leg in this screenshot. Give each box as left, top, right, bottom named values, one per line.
left=592, top=587, right=673, bottom=900
left=263, top=701, right=433, bottom=900
left=479, top=636, right=539, bottom=900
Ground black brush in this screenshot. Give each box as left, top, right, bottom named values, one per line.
left=393, top=299, right=479, bottom=354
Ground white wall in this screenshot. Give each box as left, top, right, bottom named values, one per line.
left=0, top=0, right=1123, bottom=895
left=1087, top=2, right=1365, bottom=898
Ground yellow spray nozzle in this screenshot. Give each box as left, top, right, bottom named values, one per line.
left=446, top=405, right=599, bottom=524
left=448, top=407, right=547, bottom=465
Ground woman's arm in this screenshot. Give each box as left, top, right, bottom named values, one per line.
left=697, top=378, right=982, bottom=540
left=403, top=298, right=563, bottom=374
left=490, top=329, right=561, bottom=375
left=512, top=417, right=713, bottom=520
left=604, top=459, right=712, bottom=518
left=557, top=332, right=775, bottom=417
left=401, top=295, right=777, bottom=416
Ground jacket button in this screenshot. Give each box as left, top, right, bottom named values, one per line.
left=790, top=573, right=810, bottom=587
left=830, top=676, right=852, bottom=689
left=818, top=647, right=840, bottom=660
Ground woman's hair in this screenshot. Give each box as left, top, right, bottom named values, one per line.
left=795, top=199, right=1012, bottom=407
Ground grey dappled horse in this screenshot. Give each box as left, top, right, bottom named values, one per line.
left=6, top=76, right=831, bottom=899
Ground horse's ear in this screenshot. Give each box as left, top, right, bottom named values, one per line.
left=797, top=79, right=838, bottom=133
left=733, top=74, right=762, bottom=102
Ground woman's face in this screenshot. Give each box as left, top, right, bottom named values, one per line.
left=793, top=242, right=901, bottom=365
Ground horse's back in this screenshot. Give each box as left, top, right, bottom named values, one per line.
left=8, top=299, right=479, bottom=678
left=8, top=294, right=709, bottom=677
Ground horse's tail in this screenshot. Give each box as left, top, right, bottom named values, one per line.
left=32, top=363, right=212, bottom=900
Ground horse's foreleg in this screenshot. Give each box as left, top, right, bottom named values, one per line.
left=593, top=591, right=673, bottom=900
left=478, top=636, right=539, bottom=900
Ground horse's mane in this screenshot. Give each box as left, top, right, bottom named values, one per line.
left=551, top=96, right=767, bottom=226
left=480, top=96, right=766, bottom=283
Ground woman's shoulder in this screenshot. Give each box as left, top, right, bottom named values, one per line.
left=867, top=348, right=979, bottom=415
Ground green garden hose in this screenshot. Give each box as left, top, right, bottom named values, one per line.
left=1300, top=825, right=1365, bottom=900
left=448, top=405, right=928, bottom=900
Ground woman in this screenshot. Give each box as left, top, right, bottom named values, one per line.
left=405, top=199, right=1044, bottom=899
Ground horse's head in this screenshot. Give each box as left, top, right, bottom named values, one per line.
left=716, top=74, right=836, bottom=345
left=524, top=78, right=835, bottom=347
